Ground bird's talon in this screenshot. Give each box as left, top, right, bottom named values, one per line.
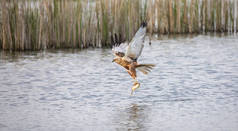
left=133, top=79, right=138, bottom=83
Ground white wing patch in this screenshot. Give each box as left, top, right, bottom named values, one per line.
left=112, top=42, right=128, bottom=57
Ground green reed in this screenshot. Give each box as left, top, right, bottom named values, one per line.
left=0, top=0, right=237, bottom=51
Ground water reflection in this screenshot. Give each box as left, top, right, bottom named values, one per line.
left=114, top=104, right=149, bottom=131
left=127, top=104, right=148, bottom=131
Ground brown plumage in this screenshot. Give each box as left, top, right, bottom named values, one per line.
left=112, top=22, right=155, bottom=94
left=112, top=57, right=155, bottom=80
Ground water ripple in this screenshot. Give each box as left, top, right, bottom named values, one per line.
left=0, top=35, right=238, bottom=131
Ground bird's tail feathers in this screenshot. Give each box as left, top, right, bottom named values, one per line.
left=136, top=64, right=155, bottom=75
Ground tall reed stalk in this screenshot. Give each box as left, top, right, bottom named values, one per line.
left=0, top=0, right=237, bottom=51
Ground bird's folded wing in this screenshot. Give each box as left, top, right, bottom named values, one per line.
left=125, top=26, right=146, bottom=60
left=112, top=42, right=128, bottom=57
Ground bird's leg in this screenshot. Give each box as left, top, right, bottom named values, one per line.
left=128, top=63, right=137, bottom=80
left=128, top=62, right=140, bottom=95
left=127, top=70, right=137, bottom=80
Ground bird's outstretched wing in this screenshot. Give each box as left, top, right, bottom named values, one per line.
left=112, top=42, right=128, bottom=57
left=125, top=23, right=147, bottom=60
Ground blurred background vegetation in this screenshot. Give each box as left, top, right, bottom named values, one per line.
left=0, top=0, right=237, bottom=51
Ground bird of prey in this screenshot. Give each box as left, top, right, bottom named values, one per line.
left=112, top=22, right=155, bottom=95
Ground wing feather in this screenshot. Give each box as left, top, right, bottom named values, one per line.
left=125, top=26, right=146, bottom=60
left=112, top=42, right=128, bottom=57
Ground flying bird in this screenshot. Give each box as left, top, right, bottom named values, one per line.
left=112, top=22, right=155, bottom=95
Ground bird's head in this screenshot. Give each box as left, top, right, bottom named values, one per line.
left=112, top=57, right=120, bottom=63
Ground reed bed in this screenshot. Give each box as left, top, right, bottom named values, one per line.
left=0, top=0, right=237, bottom=51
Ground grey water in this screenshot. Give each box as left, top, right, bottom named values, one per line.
left=0, top=34, right=238, bottom=131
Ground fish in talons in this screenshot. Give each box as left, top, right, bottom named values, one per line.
left=131, top=81, right=140, bottom=95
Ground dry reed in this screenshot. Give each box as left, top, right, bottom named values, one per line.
left=0, top=0, right=237, bottom=51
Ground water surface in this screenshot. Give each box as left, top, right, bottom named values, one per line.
left=0, top=34, right=238, bottom=131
